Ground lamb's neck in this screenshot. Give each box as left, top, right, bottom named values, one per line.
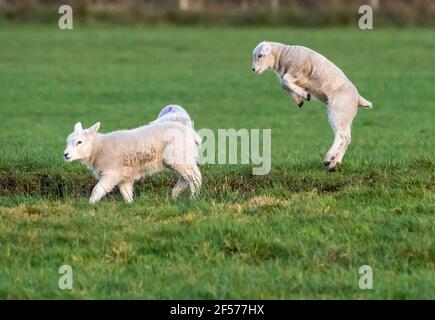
left=272, top=43, right=288, bottom=77
left=83, top=134, right=104, bottom=170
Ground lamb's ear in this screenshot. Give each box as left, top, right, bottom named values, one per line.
left=74, top=122, right=83, bottom=132
left=260, top=42, right=271, bottom=55
left=88, top=122, right=101, bottom=134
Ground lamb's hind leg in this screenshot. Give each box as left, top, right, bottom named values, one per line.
left=324, top=96, right=357, bottom=171
left=324, top=127, right=352, bottom=171
left=171, top=177, right=189, bottom=199
left=172, top=164, right=202, bottom=198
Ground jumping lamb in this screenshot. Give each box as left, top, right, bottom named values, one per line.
left=252, top=41, right=372, bottom=171
left=63, top=107, right=202, bottom=204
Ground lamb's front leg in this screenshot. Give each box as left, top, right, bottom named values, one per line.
left=288, top=91, right=304, bottom=108
left=89, top=175, right=120, bottom=204
left=281, top=74, right=311, bottom=101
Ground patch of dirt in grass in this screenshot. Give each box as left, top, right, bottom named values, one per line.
left=0, top=202, right=75, bottom=218
left=230, top=195, right=292, bottom=216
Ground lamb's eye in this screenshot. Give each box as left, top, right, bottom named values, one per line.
left=77, top=141, right=82, bottom=145
left=258, top=54, right=263, bottom=58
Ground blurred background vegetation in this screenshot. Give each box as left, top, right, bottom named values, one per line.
left=0, top=0, right=434, bottom=27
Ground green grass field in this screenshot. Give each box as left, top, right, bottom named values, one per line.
left=0, top=25, right=434, bottom=299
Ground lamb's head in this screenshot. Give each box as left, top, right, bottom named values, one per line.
left=64, top=122, right=100, bottom=162
left=252, top=41, right=274, bottom=74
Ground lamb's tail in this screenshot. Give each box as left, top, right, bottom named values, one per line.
left=358, top=95, right=373, bottom=109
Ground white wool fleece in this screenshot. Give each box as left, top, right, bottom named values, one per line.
left=64, top=119, right=201, bottom=204
left=252, top=41, right=372, bottom=171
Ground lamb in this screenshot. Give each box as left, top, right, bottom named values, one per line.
left=252, top=41, right=373, bottom=171
left=63, top=108, right=202, bottom=204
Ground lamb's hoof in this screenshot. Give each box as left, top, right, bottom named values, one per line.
left=171, top=193, right=179, bottom=200
left=306, top=93, right=311, bottom=101
left=327, top=162, right=340, bottom=172
left=298, top=101, right=304, bottom=108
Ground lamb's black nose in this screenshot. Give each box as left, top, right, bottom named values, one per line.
left=64, top=153, right=69, bottom=159
left=252, top=68, right=255, bottom=72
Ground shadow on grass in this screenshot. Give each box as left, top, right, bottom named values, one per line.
left=0, top=158, right=432, bottom=199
